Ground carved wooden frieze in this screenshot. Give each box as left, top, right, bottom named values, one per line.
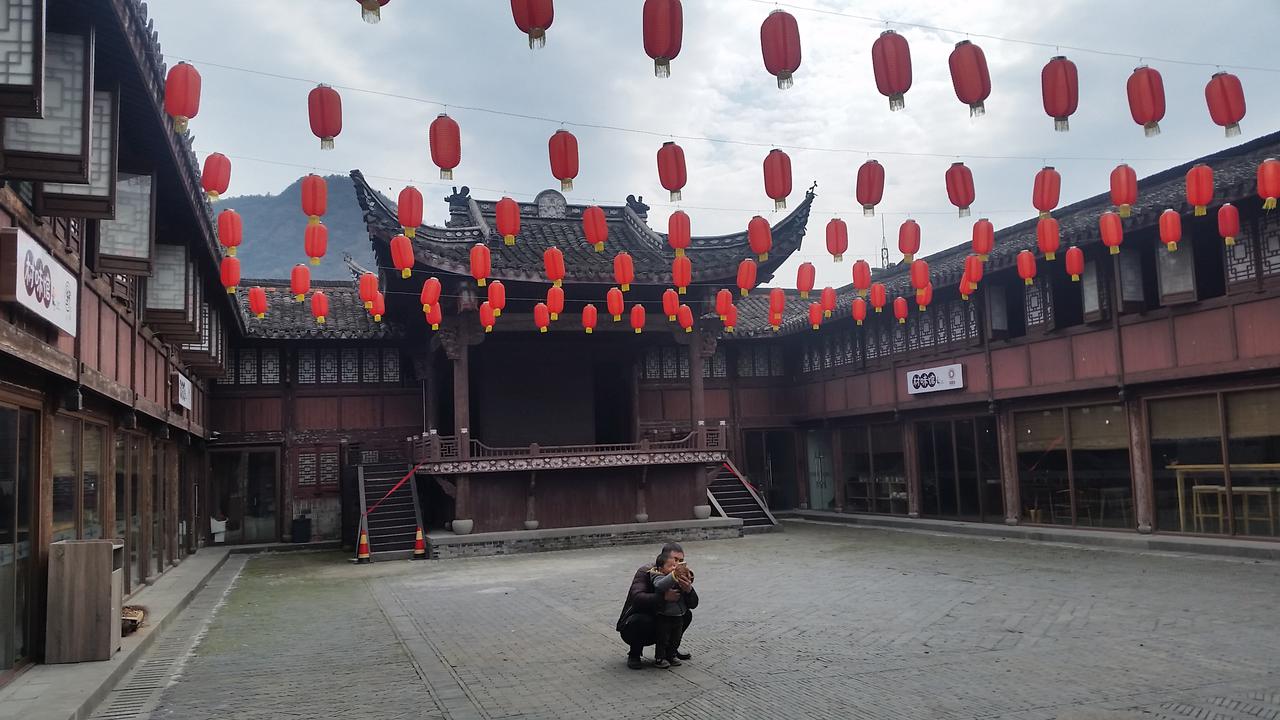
left=415, top=450, right=727, bottom=476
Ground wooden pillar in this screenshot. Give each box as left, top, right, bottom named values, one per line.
left=902, top=420, right=922, bottom=518
left=635, top=464, right=649, bottom=523
left=440, top=326, right=473, bottom=531
left=997, top=410, right=1021, bottom=525
left=830, top=425, right=845, bottom=512
left=688, top=337, right=705, bottom=426
left=525, top=471, right=537, bottom=529
left=1127, top=398, right=1154, bottom=533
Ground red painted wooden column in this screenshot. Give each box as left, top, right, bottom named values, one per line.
left=1126, top=399, right=1154, bottom=533
left=902, top=421, right=922, bottom=518
left=997, top=410, right=1021, bottom=525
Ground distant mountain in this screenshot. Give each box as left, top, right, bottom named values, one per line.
left=214, top=174, right=386, bottom=281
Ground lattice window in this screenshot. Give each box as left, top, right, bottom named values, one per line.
left=1226, top=230, right=1256, bottom=284
left=238, top=349, right=258, bottom=385
left=677, top=351, right=689, bottom=378
left=661, top=346, right=678, bottom=380
left=645, top=347, right=662, bottom=380
left=341, top=348, right=360, bottom=383
left=892, top=323, right=906, bottom=354
left=382, top=349, right=401, bottom=383
left=920, top=309, right=936, bottom=347
left=260, top=348, right=280, bottom=384
left=801, top=346, right=812, bottom=373
left=907, top=318, right=921, bottom=351
left=360, top=449, right=380, bottom=464
left=297, top=452, right=317, bottom=487
left=297, top=349, right=316, bottom=384
left=319, top=452, right=339, bottom=488
left=821, top=338, right=832, bottom=369
left=710, top=348, right=727, bottom=378
left=753, top=346, right=770, bottom=377
left=769, top=346, right=785, bottom=376
left=1262, top=213, right=1280, bottom=277
left=736, top=347, right=754, bottom=377
left=866, top=326, right=879, bottom=360
left=361, top=347, right=381, bottom=383
left=319, top=349, right=339, bottom=383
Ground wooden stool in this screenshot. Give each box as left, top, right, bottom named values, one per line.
left=1232, top=486, right=1277, bottom=536
left=1191, top=485, right=1227, bottom=534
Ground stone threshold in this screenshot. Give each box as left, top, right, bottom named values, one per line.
left=779, top=510, right=1280, bottom=561
left=424, top=517, right=743, bottom=559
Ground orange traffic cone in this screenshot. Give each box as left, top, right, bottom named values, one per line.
left=356, top=526, right=371, bottom=564
left=412, top=526, right=426, bottom=560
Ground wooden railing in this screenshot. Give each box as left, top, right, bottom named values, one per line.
left=407, top=420, right=728, bottom=464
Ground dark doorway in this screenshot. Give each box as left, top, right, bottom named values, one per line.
left=593, top=359, right=631, bottom=444
left=741, top=430, right=800, bottom=510
left=917, top=416, right=1002, bottom=523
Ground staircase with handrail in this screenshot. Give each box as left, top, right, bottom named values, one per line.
left=707, top=460, right=778, bottom=533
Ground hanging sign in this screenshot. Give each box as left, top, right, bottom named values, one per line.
left=905, top=363, right=964, bottom=395
left=0, top=227, right=78, bottom=336
left=171, top=372, right=193, bottom=411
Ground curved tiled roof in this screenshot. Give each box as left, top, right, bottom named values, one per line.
left=351, top=170, right=815, bottom=286
left=235, top=279, right=404, bottom=340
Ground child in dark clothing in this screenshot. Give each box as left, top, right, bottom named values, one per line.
left=648, top=552, right=691, bottom=668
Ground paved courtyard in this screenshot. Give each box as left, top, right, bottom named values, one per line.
left=99, top=521, right=1280, bottom=720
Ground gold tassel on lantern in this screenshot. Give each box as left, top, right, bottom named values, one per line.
left=361, top=1, right=382, bottom=24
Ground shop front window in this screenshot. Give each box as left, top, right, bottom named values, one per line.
left=52, top=418, right=79, bottom=542
left=1225, top=389, right=1280, bottom=538
left=1068, top=405, right=1132, bottom=529
left=1016, top=410, right=1071, bottom=525
left=1151, top=395, right=1224, bottom=534
left=82, top=424, right=104, bottom=539
left=869, top=425, right=908, bottom=514
left=917, top=417, right=1002, bottom=523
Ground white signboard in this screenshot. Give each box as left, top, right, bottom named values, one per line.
left=173, top=373, right=193, bottom=411
left=2, top=227, right=78, bottom=336
left=905, top=363, right=964, bottom=395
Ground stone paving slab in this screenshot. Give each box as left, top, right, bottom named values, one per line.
left=89, top=522, right=1280, bottom=719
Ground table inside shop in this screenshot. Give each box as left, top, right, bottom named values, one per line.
left=1168, top=464, right=1280, bottom=534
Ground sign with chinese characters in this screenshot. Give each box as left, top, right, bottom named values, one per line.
left=905, top=363, right=963, bottom=395
left=171, top=372, right=192, bottom=411
left=0, top=226, right=77, bottom=336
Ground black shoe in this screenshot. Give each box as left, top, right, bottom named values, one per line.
left=674, top=650, right=691, bottom=660
left=666, top=656, right=683, bottom=666
left=627, top=656, right=643, bottom=670
left=653, top=658, right=670, bottom=669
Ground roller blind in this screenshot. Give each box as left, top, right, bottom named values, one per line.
left=1226, top=389, right=1280, bottom=440
left=1150, top=395, right=1221, bottom=440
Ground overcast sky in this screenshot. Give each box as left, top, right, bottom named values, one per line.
left=148, top=1, right=1279, bottom=287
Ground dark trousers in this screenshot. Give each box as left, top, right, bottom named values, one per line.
left=654, top=614, right=685, bottom=660
left=619, top=611, right=693, bottom=658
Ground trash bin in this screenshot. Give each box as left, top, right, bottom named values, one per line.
left=45, top=540, right=123, bottom=662
left=291, top=516, right=312, bottom=544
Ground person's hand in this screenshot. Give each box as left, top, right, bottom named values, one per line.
left=664, top=589, right=680, bottom=601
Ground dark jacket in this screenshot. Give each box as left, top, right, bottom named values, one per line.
left=616, top=564, right=700, bottom=631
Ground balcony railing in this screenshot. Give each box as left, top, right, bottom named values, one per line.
left=407, top=420, right=728, bottom=466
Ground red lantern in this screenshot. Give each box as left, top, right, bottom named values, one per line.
left=852, top=259, right=871, bottom=297
left=217, top=209, right=242, bottom=257
left=949, top=40, right=990, bottom=117
left=851, top=297, right=867, bottom=326
left=657, top=141, right=687, bottom=201
left=820, top=286, right=836, bottom=318
left=748, top=216, right=772, bottom=261
left=398, top=186, right=423, bottom=238
left=1186, top=164, right=1214, bottom=216
left=511, top=0, right=554, bottom=49
left=1037, top=217, right=1060, bottom=260
left=672, top=255, right=692, bottom=295
left=971, top=218, right=994, bottom=261
left=290, top=264, right=311, bottom=302
left=715, top=288, right=733, bottom=320
left=668, top=210, right=691, bottom=256
left=301, top=174, right=327, bottom=225
left=1016, top=250, right=1037, bottom=285
left=909, top=259, right=929, bottom=295
left=964, top=254, right=984, bottom=285
left=945, top=162, right=975, bottom=217
left=582, top=304, right=598, bottom=334
left=1041, top=55, right=1078, bottom=132
left=1218, top=203, right=1240, bottom=246
left=479, top=301, right=495, bottom=333
left=426, top=303, right=442, bottom=331
left=614, top=252, right=635, bottom=291
left=547, top=286, right=564, bottom=320
left=420, top=277, right=441, bottom=312
left=470, top=244, right=490, bottom=287
left=371, top=291, right=385, bottom=323
left=643, top=0, right=683, bottom=78
left=760, top=10, right=801, bottom=89
left=723, top=303, right=737, bottom=333
left=202, top=153, right=230, bottom=200
left=763, top=149, right=792, bottom=210
left=1127, top=66, right=1165, bottom=137
left=1159, top=209, right=1181, bottom=252
left=582, top=206, right=608, bottom=252
left=630, top=304, right=646, bottom=334
left=357, top=0, right=390, bottom=24
left=916, top=283, right=933, bottom=312
left=535, top=303, right=551, bottom=333
left=1064, top=246, right=1084, bottom=282
left=390, top=234, right=415, bottom=278
left=311, top=291, right=328, bottom=324
left=248, top=286, right=267, bottom=319
left=737, top=259, right=757, bottom=296
left=164, top=61, right=201, bottom=133
left=1033, top=167, right=1060, bottom=218
left=543, top=246, right=565, bottom=287
left=893, top=296, right=909, bottom=324
left=869, top=283, right=887, bottom=313
left=677, top=304, right=694, bottom=333
left=359, top=272, right=379, bottom=309
left=960, top=271, right=974, bottom=301
left=607, top=287, right=625, bottom=321
left=220, top=256, right=240, bottom=294
left=796, top=262, right=815, bottom=299
left=898, top=219, right=920, bottom=262
left=856, top=160, right=884, bottom=216
left=304, top=223, right=328, bottom=265
left=308, top=84, right=342, bottom=149
left=1259, top=158, right=1280, bottom=210
left=871, top=30, right=911, bottom=111
left=825, top=218, right=848, bottom=262
left=488, top=280, right=506, bottom=318
left=548, top=129, right=579, bottom=191
left=663, top=288, right=680, bottom=320
left=1205, top=71, right=1245, bottom=137
left=808, top=303, right=822, bottom=331
left=768, top=287, right=785, bottom=323
left=1111, top=164, right=1138, bottom=218
left=429, top=114, right=461, bottom=180
left=496, top=197, right=521, bottom=246
left=1100, top=212, right=1124, bottom=255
